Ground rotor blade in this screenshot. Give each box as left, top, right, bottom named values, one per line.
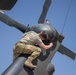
left=58, top=45, right=76, bottom=60
left=0, top=0, right=18, bottom=10
left=0, top=12, right=27, bottom=33
left=38, top=0, right=52, bottom=23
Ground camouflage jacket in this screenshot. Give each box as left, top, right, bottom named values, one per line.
left=20, top=31, right=42, bottom=45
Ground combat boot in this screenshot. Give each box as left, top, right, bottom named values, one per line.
left=25, top=47, right=41, bottom=69
left=24, top=57, right=36, bottom=69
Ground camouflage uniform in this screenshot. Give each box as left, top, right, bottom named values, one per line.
left=13, top=31, right=42, bottom=69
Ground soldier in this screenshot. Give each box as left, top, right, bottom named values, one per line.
left=13, top=31, right=53, bottom=69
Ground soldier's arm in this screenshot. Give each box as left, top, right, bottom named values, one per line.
left=39, top=42, right=53, bottom=50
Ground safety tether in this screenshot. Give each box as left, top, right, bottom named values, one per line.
left=61, top=0, right=72, bottom=34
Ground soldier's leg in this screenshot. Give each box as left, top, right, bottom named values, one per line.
left=14, top=42, right=41, bottom=54
left=13, top=42, right=34, bottom=56
left=13, top=42, right=42, bottom=69
left=25, top=47, right=42, bottom=69
left=13, top=42, right=27, bottom=58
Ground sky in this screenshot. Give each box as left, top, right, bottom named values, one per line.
left=0, top=0, right=76, bottom=75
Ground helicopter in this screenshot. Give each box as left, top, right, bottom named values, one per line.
left=0, top=0, right=76, bottom=75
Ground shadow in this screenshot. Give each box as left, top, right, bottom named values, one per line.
left=23, top=65, right=34, bottom=75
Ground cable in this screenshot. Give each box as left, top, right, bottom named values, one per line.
left=61, top=0, right=72, bottom=34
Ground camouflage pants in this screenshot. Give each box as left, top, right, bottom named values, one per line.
left=13, top=42, right=42, bottom=59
